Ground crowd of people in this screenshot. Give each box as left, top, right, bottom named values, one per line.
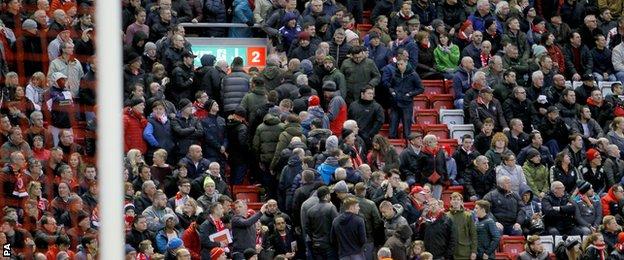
left=116, top=0, right=624, bottom=259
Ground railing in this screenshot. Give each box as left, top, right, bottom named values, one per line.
left=179, top=22, right=262, bottom=28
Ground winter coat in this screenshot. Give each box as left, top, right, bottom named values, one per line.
left=476, top=215, right=500, bottom=259
left=399, top=146, right=423, bottom=183
left=203, top=0, right=227, bottom=36
left=162, top=46, right=184, bottom=73
left=171, top=115, right=203, bottom=159
left=447, top=208, right=477, bottom=259
left=389, top=66, right=424, bottom=108
left=271, top=122, right=306, bottom=171
left=322, top=67, right=347, bottom=98
left=383, top=204, right=409, bottom=239
left=326, top=93, right=348, bottom=135
left=414, top=212, right=456, bottom=259
left=604, top=155, right=624, bottom=188
left=240, top=85, right=268, bottom=122
left=317, top=156, right=339, bottom=185
left=195, top=55, right=222, bottom=99
left=464, top=167, right=496, bottom=199
left=607, top=131, right=624, bottom=159
left=229, top=0, right=253, bottom=38
left=225, top=118, right=249, bottom=163
left=579, top=163, right=608, bottom=194
left=523, top=161, right=550, bottom=196
left=495, top=164, right=527, bottom=195
left=502, top=98, right=537, bottom=131
left=232, top=211, right=263, bottom=253
left=467, top=10, right=495, bottom=32
left=433, top=44, right=460, bottom=73
left=261, top=65, right=283, bottom=91
left=550, top=164, right=581, bottom=194
left=484, top=148, right=511, bottom=169
left=181, top=222, right=201, bottom=260
left=123, top=107, right=148, bottom=154
left=341, top=58, right=381, bottom=104
left=330, top=212, right=367, bottom=257
left=573, top=194, right=602, bottom=229
left=328, top=40, right=351, bottom=68
left=537, top=117, right=570, bottom=147
left=563, top=44, right=593, bottom=78
left=601, top=185, right=623, bottom=217
left=279, top=155, right=303, bottom=210
left=305, top=201, right=339, bottom=250
left=417, top=148, right=447, bottom=185
left=221, top=67, right=251, bottom=113
left=355, top=195, right=383, bottom=245
left=436, top=1, right=466, bottom=27
left=542, top=191, right=576, bottom=232
left=201, top=114, right=226, bottom=162
left=301, top=106, right=329, bottom=135
left=452, top=67, right=472, bottom=100
left=469, top=98, right=508, bottom=132
left=199, top=217, right=223, bottom=258
left=48, top=77, right=75, bottom=129
left=289, top=42, right=316, bottom=61
left=253, top=114, right=284, bottom=163
left=501, top=30, right=530, bottom=59
left=170, top=63, right=195, bottom=102
left=383, top=224, right=412, bottom=260
left=368, top=44, right=392, bottom=70
left=483, top=187, right=526, bottom=226
left=390, top=37, right=419, bottom=68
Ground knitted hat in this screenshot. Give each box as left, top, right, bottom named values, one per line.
left=341, top=128, right=353, bottom=140
left=345, top=29, right=359, bottom=43
left=298, top=31, right=311, bottom=41
left=210, top=247, right=225, bottom=260
left=527, top=148, right=541, bottom=160
left=325, top=135, right=339, bottom=150
left=282, top=12, right=298, bottom=23
left=431, top=19, right=445, bottom=30
left=565, top=237, right=580, bottom=250
left=308, top=95, right=320, bottom=106
left=204, top=176, right=216, bottom=187
left=167, top=237, right=183, bottom=250
left=144, top=42, right=157, bottom=52
left=410, top=185, right=425, bottom=195
left=322, top=81, right=337, bottom=91
left=324, top=55, right=335, bottom=63
left=22, top=19, right=37, bottom=30
left=587, top=148, right=600, bottom=162
left=532, top=44, right=547, bottom=57
left=163, top=214, right=177, bottom=224
left=204, top=99, right=217, bottom=111
left=129, top=98, right=144, bottom=108
left=234, top=106, right=247, bottom=118
left=124, top=203, right=136, bottom=213
left=532, top=16, right=545, bottom=26
left=333, top=180, right=348, bottom=193
left=178, top=98, right=193, bottom=110
left=577, top=181, right=592, bottom=194
left=299, top=59, right=313, bottom=75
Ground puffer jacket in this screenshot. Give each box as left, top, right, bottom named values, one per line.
left=326, top=92, right=347, bottom=135
left=200, top=114, right=225, bottom=161
left=253, top=114, right=284, bottom=164
left=144, top=114, right=176, bottom=157
left=572, top=193, right=602, bottom=229
left=203, top=0, right=227, bottom=36
left=221, top=67, right=250, bottom=113
left=171, top=114, right=204, bottom=159
left=389, top=66, right=424, bottom=108
left=436, top=1, right=466, bottom=27
left=483, top=186, right=525, bottom=226
left=601, top=185, right=623, bottom=217
left=317, top=156, right=339, bottom=185
left=414, top=211, right=456, bottom=259
left=476, top=214, right=500, bottom=259
left=240, top=85, right=268, bottom=121
left=123, top=107, right=148, bottom=154
left=341, top=57, right=381, bottom=104
left=261, top=65, right=283, bottom=91
left=523, top=161, right=550, bottom=196
left=328, top=40, right=351, bottom=67
left=322, top=67, right=347, bottom=99
left=170, top=63, right=195, bottom=103
left=271, top=122, right=306, bottom=170
left=542, top=191, right=576, bottom=232
left=279, top=155, right=303, bottom=210
left=194, top=55, right=221, bottom=99
left=603, top=155, right=624, bottom=188
left=305, top=201, right=339, bottom=250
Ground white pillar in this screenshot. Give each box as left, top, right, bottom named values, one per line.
left=96, top=0, right=124, bottom=258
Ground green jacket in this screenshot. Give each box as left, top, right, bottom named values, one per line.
left=433, top=44, right=460, bottom=73
left=356, top=195, right=384, bottom=245
left=253, top=114, right=284, bottom=163
left=522, top=161, right=550, bottom=196
left=447, top=208, right=477, bottom=259
left=270, top=122, right=306, bottom=170
left=322, top=68, right=347, bottom=99
left=240, top=86, right=268, bottom=120
left=340, top=58, right=381, bottom=104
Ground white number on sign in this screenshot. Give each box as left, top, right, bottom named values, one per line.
left=251, top=51, right=260, bottom=63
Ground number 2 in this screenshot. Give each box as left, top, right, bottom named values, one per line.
left=251, top=51, right=260, bottom=63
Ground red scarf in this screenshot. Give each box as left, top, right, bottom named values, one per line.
left=593, top=242, right=606, bottom=260
left=12, top=168, right=27, bottom=197
left=212, top=216, right=224, bottom=232
left=423, top=145, right=439, bottom=156
left=350, top=145, right=363, bottom=167
left=531, top=24, right=546, bottom=34
left=480, top=53, right=491, bottom=67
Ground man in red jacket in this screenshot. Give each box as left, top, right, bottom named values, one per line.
left=601, top=184, right=624, bottom=217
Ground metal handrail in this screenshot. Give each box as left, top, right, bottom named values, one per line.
left=179, top=22, right=263, bottom=28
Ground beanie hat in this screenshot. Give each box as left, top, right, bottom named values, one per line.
left=333, top=180, right=348, bottom=193
left=210, top=247, right=225, bottom=260
left=144, top=42, right=157, bottom=52
left=345, top=29, right=359, bottom=43
left=124, top=203, right=136, bottom=213
left=178, top=98, right=193, bottom=110
left=204, top=99, right=217, bottom=111
left=129, top=98, right=144, bottom=108
left=298, top=31, right=311, bottom=41
left=431, top=19, right=444, bottom=30
left=299, top=85, right=312, bottom=96
left=234, top=106, right=247, bottom=118
left=527, top=148, right=541, bottom=160
left=322, top=81, right=337, bottom=91
left=341, top=128, right=353, bottom=140
left=577, top=181, right=592, bottom=195
left=587, top=148, right=600, bottom=162
left=232, top=56, right=244, bottom=68
left=308, top=95, right=320, bottom=106
left=532, top=16, right=545, bottom=26
left=565, top=237, right=580, bottom=250
left=282, top=12, right=298, bottom=23
left=325, top=135, right=339, bottom=150
left=299, top=59, right=313, bottom=76
left=22, top=19, right=37, bottom=30
left=167, top=237, right=183, bottom=250
left=532, top=44, right=547, bottom=57
left=204, top=176, right=216, bottom=187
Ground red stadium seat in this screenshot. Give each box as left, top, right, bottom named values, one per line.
left=441, top=186, right=464, bottom=207
left=495, top=252, right=513, bottom=260
left=362, top=11, right=371, bottom=24
left=389, top=139, right=406, bottom=154
left=463, top=202, right=475, bottom=210
left=236, top=192, right=260, bottom=203
left=499, top=236, right=526, bottom=256
left=356, top=24, right=373, bottom=36
left=379, top=124, right=391, bottom=137
left=424, top=124, right=449, bottom=139
left=430, top=94, right=455, bottom=110
left=248, top=202, right=263, bottom=211
left=422, top=79, right=446, bottom=96
left=414, top=109, right=438, bottom=124
left=413, top=95, right=429, bottom=110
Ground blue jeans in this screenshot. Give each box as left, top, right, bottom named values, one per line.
left=389, top=105, right=413, bottom=139
left=544, top=139, right=560, bottom=158
left=616, top=71, right=624, bottom=83
left=502, top=225, right=523, bottom=236
left=362, top=243, right=374, bottom=260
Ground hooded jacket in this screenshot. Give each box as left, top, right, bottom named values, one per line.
left=48, top=72, right=75, bottom=129
left=123, top=107, right=148, bottom=154
left=601, top=185, right=623, bottom=217
left=194, top=54, right=222, bottom=99
left=330, top=212, right=367, bottom=257
left=447, top=207, right=477, bottom=259
left=229, top=0, right=254, bottom=38
left=341, top=57, right=382, bottom=104
left=253, top=114, right=284, bottom=163
left=261, top=65, right=283, bottom=91
left=483, top=186, right=526, bottom=226
left=240, top=84, right=269, bottom=123
left=271, top=122, right=306, bottom=170
left=523, top=160, right=549, bottom=196
left=383, top=204, right=409, bottom=239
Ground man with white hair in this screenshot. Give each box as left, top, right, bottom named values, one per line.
left=452, top=56, right=475, bottom=109
left=483, top=176, right=525, bottom=235
left=467, top=0, right=494, bottom=32
left=542, top=181, right=587, bottom=235
left=603, top=144, right=624, bottom=187
left=377, top=247, right=392, bottom=259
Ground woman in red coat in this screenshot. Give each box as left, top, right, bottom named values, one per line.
left=123, top=98, right=148, bottom=154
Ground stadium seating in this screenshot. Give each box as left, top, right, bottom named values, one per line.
left=414, top=109, right=438, bottom=124
left=430, top=94, right=454, bottom=110
left=422, top=79, right=446, bottom=96
left=439, top=109, right=464, bottom=125
left=463, top=202, right=475, bottom=210
left=498, top=235, right=526, bottom=256
left=449, top=124, right=475, bottom=141
left=554, top=235, right=581, bottom=250
left=540, top=235, right=554, bottom=254
left=423, top=124, right=449, bottom=139
left=599, top=81, right=622, bottom=97
left=413, top=95, right=429, bottom=110
left=495, top=252, right=513, bottom=260
left=438, top=139, right=458, bottom=154
left=441, top=186, right=464, bottom=207
left=233, top=185, right=261, bottom=203
left=356, top=23, right=373, bottom=36
left=389, top=139, right=406, bottom=154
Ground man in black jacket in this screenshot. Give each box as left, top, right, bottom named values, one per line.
left=330, top=196, right=367, bottom=259
left=537, top=106, right=570, bottom=157
left=483, top=176, right=525, bottom=235
left=169, top=51, right=196, bottom=103
left=305, top=186, right=338, bottom=259
left=399, top=133, right=423, bottom=185
left=502, top=86, right=537, bottom=133
left=414, top=198, right=456, bottom=259
left=194, top=54, right=221, bottom=100
left=348, top=86, right=384, bottom=147
left=542, top=181, right=585, bottom=235
left=453, top=134, right=480, bottom=183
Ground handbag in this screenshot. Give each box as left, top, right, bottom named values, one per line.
left=427, top=152, right=441, bottom=184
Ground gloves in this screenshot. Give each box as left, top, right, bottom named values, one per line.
left=246, top=21, right=255, bottom=27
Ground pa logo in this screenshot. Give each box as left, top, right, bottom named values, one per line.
left=2, top=243, right=10, bottom=257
